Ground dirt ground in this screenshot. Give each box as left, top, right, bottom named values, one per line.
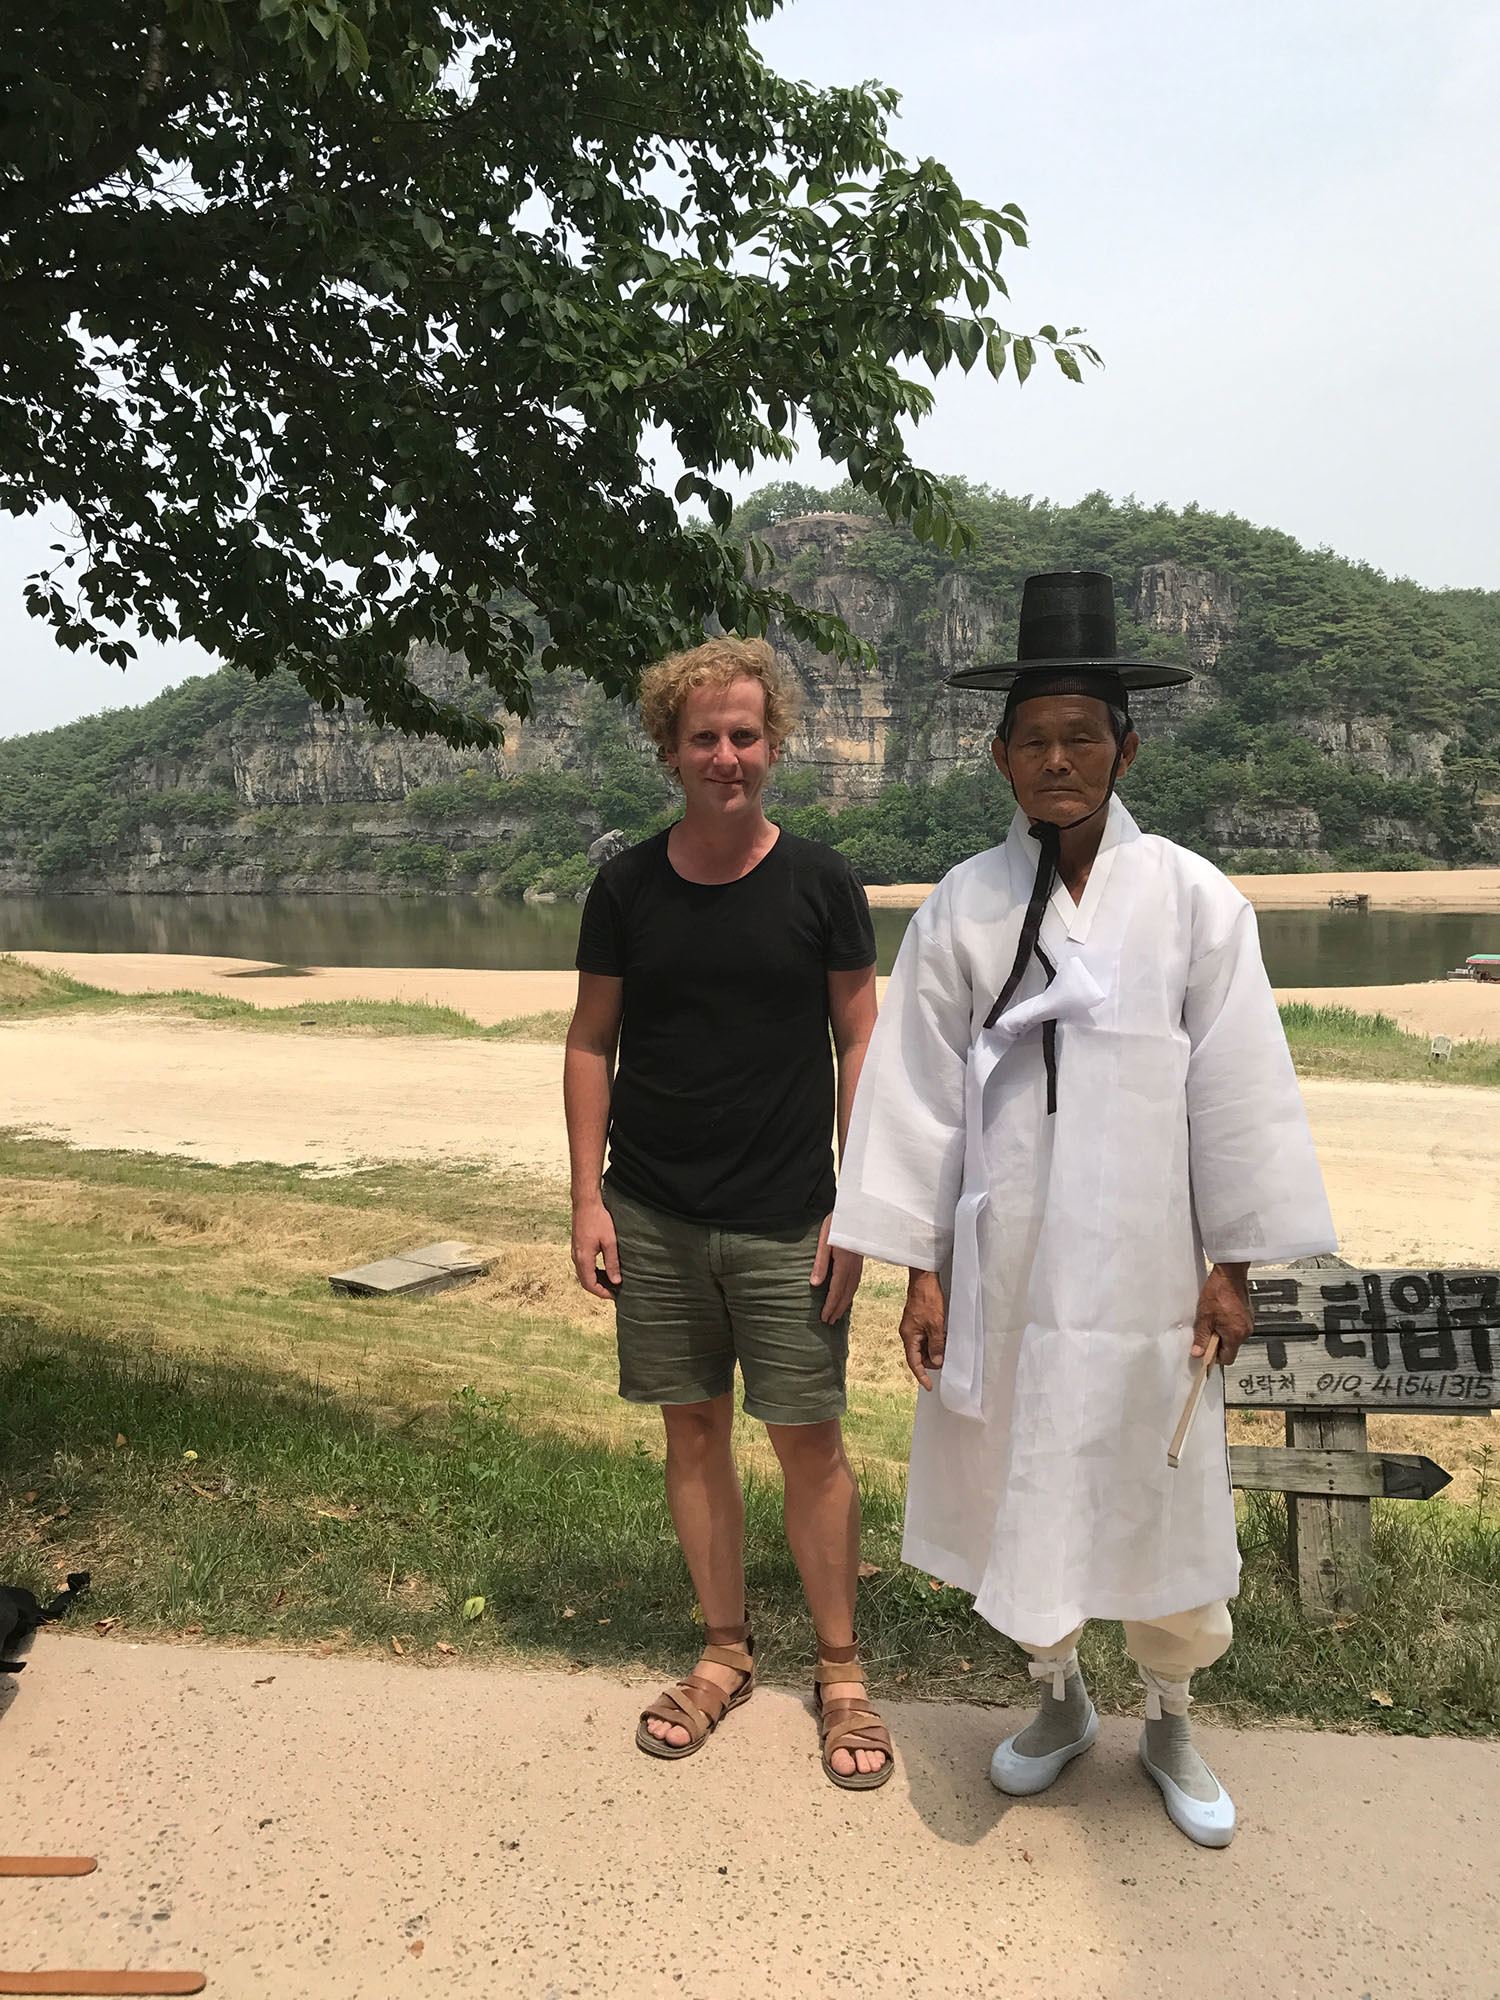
left=867, top=864, right=1500, bottom=912
left=2, top=1010, right=1497, bottom=1272
left=0, top=1011, right=569, bottom=1176
left=13, top=947, right=1500, bottom=1043
left=2, top=1635, right=1495, bottom=2000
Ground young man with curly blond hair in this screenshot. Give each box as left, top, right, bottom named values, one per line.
left=564, top=635, right=892, bottom=1789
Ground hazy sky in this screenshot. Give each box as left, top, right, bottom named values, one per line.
left=4, top=0, right=1495, bottom=739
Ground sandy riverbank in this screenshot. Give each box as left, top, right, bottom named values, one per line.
left=13, top=949, right=1500, bottom=1043
left=12, top=949, right=580, bottom=1025
left=1272, top=979, right=1500, bottom=1038
left=867, top=865, right=1500, bottom=912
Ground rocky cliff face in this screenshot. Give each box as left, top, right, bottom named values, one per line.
left=759, top=525, right=1241, bottom=792
left=104, top=520, right=1264, bottom=816
left=124, top=643, right=639, bottom=810
left=4, top=513, right=1494, bottom=891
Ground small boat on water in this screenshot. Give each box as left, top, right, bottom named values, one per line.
left=1464, top=953, right=1500, bottom=984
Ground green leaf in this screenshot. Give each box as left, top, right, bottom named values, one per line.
left=462, top=1595, right=486, bottom=1622
left=333, top=19, right=368, bottom=76
left=1014, top=336, right=1035, bottom=385
left=952, top=319, right=984, bottom=373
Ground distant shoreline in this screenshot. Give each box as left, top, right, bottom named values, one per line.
left=9, top=949, right=1499, bottom=1044
left=865, top=865, right=1500, bottom=914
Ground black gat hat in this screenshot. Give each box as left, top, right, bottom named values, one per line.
left=947, top=570, right=1193, bottom=695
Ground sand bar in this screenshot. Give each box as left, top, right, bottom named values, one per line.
left=868, top=864, right=1500, bottom=912
left=12, top=948, right=580, bottom=1024
left=13, top=948, right=1500, bottom=1043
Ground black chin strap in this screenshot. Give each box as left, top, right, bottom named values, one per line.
left=984, top=752, right=1123, bottom=1116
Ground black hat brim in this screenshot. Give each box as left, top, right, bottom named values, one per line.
left=947, top=658, right=1194, bottom=691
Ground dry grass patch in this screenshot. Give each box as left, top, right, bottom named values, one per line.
left=2, top=1130, right=1490, bottom=1498
left=0, top=957, right=62, bottom=1006
left=0, top=1136, right=920, bottom=1478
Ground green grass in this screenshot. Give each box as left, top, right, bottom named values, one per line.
left=0, top=955, right=569, bottom=1042
left=0, top=1129, right=922, bottom=1479
left=3, top=1320, right=1496, bottom=1732
left=1277, top=1002, right=1500, bottom=1084
left=1, top=1135, right=1496, bottom=1735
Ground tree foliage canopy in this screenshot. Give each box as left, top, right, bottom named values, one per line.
left=2, top=0, right=1092, bottom=743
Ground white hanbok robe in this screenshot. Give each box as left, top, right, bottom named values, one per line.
left=830, top=800, right=1337, bottom=1648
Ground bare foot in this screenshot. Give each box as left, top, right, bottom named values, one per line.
left=644, top=1655, right=750, bottom=1749
left=822, top=1678, right=889, bottom=1778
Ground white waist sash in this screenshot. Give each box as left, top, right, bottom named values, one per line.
left=942, top=956, right=1106, bottom=1419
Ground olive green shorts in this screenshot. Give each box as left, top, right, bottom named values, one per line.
left=603, top=1186, right=849, bottom=1426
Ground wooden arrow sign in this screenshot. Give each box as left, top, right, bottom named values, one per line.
left=1229, top=1446, right=1451, bottom=1500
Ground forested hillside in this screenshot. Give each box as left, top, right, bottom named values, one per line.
left=2, top=485, right=1498, bottom=893
left=741, top=480, right=1500, bottom=874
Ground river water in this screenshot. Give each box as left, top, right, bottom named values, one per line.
left=3, top=893, right=1496, bottom=986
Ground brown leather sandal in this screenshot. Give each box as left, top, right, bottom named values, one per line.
left=635, top=1627, right=756, bottom=1760
left=814, top=1638, right=895, bottom=1791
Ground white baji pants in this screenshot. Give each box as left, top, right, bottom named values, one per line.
left=1019, top=1601, right=1233, bottom=1718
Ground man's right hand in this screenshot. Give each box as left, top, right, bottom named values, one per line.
left=900, top=1269, right=947, bottom=1391
left=571, top=1195, right=622, bottom=1300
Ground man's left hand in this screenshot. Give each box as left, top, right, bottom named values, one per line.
left=1193, top=1262, right=1253, bottom=1364
left=812, top=1215, right=864, bottom=1325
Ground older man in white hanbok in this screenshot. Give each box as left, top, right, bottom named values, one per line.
left=831, top=572, right=1336, bottom=1847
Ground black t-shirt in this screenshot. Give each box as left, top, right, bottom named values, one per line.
left=575, top=827, right=876, bottom=1228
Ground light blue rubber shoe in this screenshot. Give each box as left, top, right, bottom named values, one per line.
left=1138, top=1730, right=1237, bottom=1847
left=988, top=1704, right=1099, bottom=1796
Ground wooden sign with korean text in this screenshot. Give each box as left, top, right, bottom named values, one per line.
left=1228, top=1268, right=1500, bottom=1412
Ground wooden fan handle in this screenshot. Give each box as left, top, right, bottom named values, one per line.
left=0, top=1859, right=97, bottom=1878
left=1167, top=1333, right=1220, bottom=1468
left=0, top=1975, right=206, bottom=1995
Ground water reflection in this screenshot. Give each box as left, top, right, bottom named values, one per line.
left=0, top=893, right=1496, bottom=986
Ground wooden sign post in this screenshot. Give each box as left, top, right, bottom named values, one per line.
left=1228, top=1266, right=1498, bottom=1622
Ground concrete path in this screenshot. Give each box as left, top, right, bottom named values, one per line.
left=2, top=1637, right=1495, bottom=1999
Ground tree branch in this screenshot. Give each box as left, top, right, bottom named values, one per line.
left=0, top=26, right=192, bottom=236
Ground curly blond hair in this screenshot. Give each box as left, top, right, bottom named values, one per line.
left=638, top=637, right=799, bottom=760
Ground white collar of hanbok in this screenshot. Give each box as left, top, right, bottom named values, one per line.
left=1003, top=794, right=1140, bottom=947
